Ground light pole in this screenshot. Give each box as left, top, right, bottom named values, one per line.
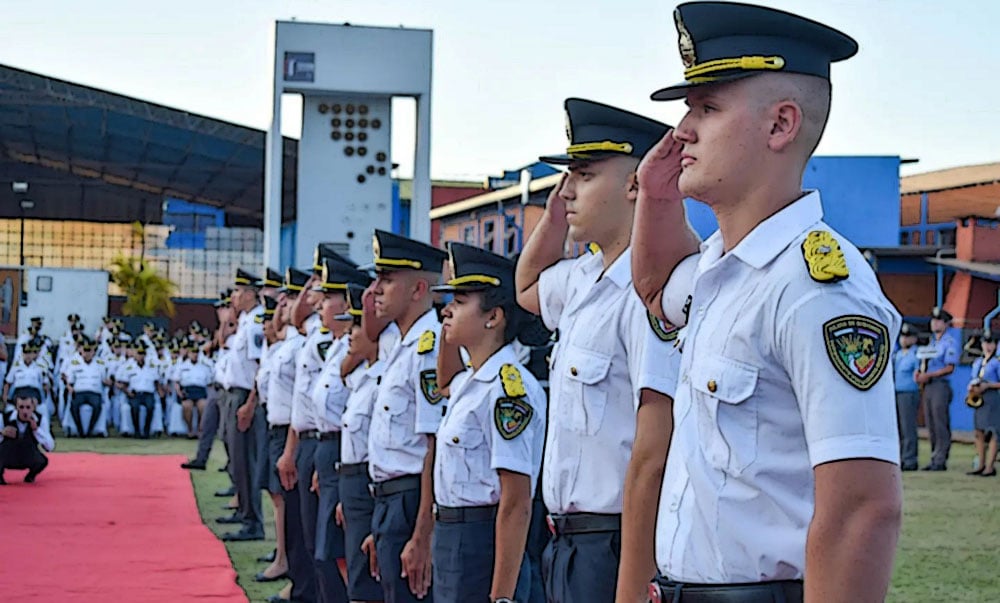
left=12, top=182, right=31, bottom=308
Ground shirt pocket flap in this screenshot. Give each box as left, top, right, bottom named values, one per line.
left=564, top=346, right=612, bottom=385
left=690, top=354, right=758, bottom=404
left=446, top=425, right=484, bottom=449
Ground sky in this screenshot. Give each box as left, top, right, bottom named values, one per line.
left=2, top=0, right=998, bottom=181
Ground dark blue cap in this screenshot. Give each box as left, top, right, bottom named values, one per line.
left=334, top=283, right=367, bottom=321
left=651, top=2, right=858, bottom=101
left=540, top=98, right=670, bottom=165
left=280, top=268, right=311, bottom=293
left=432, top=243, right=515, bottom=301
left=234, top=268, right=260, bottom=287
left=312, top=258, right=373, bottom=292
left=257, top=268, right=283, bottom=288
left=372, top=229, right=447, bottom=273
left=313, top=243, right=357, bottom=273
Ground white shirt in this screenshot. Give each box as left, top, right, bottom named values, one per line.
left=268, top=327, right=303, bottom=427
left=121, top=361, right=160, bottom=394
left=5, top=361, right=46, bottom=392
left=67, top=358, right=107, bottom=394
left=537, top=247, right=679, bottom=515
left=368, top=310, right=445, bottom=482
left=341, top=358, right=386, bottom=465
left=2, top=406, right=55, bottom=452
left=255, top=341, right=279, bottom=406
left=224, top=306, right=264, bottom=390
left=291, top=315, right=331, bottom=433
left=312, top=335, right=351, bottom=433
left=214, top=338, right=233, bottom=389
left=179, top=359, right=214, bottom=388
left=651, top=191, right=901, bottom=583
left=434, top=345, right=547, bottom=508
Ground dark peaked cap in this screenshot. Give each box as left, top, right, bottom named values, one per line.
left=540, top=98, right=670, bottom=165
left=651, top=1, right=858, bottom=101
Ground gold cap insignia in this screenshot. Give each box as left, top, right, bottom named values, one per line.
left=564, top=110, right=573, bottom=143
left=372, top=233, right=381, bottom=260
left=674, top=8, right=697, bottom=69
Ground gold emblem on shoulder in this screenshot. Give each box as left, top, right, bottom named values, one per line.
left=801, top=230, right=849, bottom=283
left=500, top=363, right=526, bottom=398
left=674, top=8, right=697, bottom=68
left=417, top=330, right=435, bottom=355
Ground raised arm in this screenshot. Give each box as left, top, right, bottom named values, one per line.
left=631, top=132, right=701, bottom=320
left=515, top=175, right=569, bottom=315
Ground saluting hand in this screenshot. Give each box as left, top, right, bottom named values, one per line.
left=544, top=174, right=569, bottom=225
left=400, top=536, right=432, bottom=598
left=636, top=129, right=685, bottom=203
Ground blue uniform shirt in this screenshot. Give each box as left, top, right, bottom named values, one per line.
left=892, top=346, right=920, bottom=393
left=970, top=355, right=1000, bottom=385
left=925, top=332, right=959, bottom=375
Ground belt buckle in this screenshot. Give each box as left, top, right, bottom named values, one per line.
left=368, top=483, right=376, bottom=497
left=432, top=503, right=439, bottom=520
left=546, top=514, right=556, bottom=536
left=335, top=462, right=342, bottom=472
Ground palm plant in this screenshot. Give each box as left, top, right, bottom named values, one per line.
left=109, top=223, right=177, bottom=317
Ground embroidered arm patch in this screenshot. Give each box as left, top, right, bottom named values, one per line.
left=822, top=315, right=889, bottom=390
left=494, top=397, right=533, bottom=440
left=420, top=369, right=443, bottom=404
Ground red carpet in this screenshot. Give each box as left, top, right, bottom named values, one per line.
left=0, top=452, right=247, bottom=602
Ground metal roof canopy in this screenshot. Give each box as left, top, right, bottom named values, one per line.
left=0, top=64, right=298, bottom=227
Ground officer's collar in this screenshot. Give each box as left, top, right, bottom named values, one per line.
left=471, top=343, right=519, bottom=383
left=399, top=310, right=439, bottom=347
left=703, top=190, right=824, bottom=269
left=600, top=247, right=633, bottom=289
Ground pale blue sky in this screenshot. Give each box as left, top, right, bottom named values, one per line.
left=3, top=0, right=997, bottom=180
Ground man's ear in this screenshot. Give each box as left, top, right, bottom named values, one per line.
left=626, top=171, right=639, bottom=202
left=767, top=99, right=803, bottom=152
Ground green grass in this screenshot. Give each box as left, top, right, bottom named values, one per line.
left=55, top=435, right=1000, bottom=602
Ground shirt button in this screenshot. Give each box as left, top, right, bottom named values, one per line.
left=383, top=406, right=389, bottom=411
left=707, top=379, right=718, bottom=393
left=570, top=367, right=579, bottom=376
left=452, top=436, right=459, bottom=444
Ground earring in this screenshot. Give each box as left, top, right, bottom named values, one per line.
left=485, top=322, right=493, bottom=329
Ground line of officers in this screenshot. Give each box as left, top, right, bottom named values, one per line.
left=198, top=217, right=687, bottom=603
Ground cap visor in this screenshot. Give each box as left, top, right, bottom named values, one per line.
left=333, top=313, right=353, bottom=321
left=650, top=73, right=756, bottom=101
left=538, top=153, right=572, bottom=166
left=430, top=283, right=490, bottom=294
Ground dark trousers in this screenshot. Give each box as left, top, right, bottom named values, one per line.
left=314, top=438, right=349, bottom=602
left=285, top=471, right=320, bottom=603
left=0, top=436, right=48, bottom=479
left=525, top=496, right=551, bottom=603
left=339, top=468, right=382, bottom=601
left=129, top=392, right=155, bottom=438
left=371, top=487, right=431, bottom=603
left=432, top=516, right=531, bottom=603
left=542, top=530, right=621, bottom=603
left=70, top=391, right=102, bottom=436
left=296, top=437, right=345, bottom=601
left=896, top=391, right=920, bottom=468
left=228, top=388, right=263, bottom=534
left=193, top=389, right=221, bottom=465
left=923, top=380, right=952, bottom=467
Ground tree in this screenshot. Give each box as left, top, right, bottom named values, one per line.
left=109, top=223, right=177, bottom=317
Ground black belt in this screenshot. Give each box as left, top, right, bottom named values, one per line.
left=317, top=431, right=340, bottom=442
left=652, top=579, right=803, bottom=603
left=546, top=513, right=621, bottom=536
left=369, top=474, right=421, bottom=498
left=227, top=386, right=251, bottom=394
left=268, top=424, right=289, bottom=432
left=337, top=462, right=369, bottom=476
left=298, top=429, right=319, bottom=439
left=435, top=504, right=497, bottom=523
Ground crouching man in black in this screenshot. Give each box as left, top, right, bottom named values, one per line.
left=1, top=393, right=55, bottom=484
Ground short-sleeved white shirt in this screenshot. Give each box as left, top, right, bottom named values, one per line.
left=368, top=310, right=444, bottom=483
left=291, top=315, right=331, bottom=433
left=312, top=335, right=351, bottom=433
left=267, top=327, right=302, bottom=427
left=537, top=247, right=680, bottom=514
left=224, top=306, right=264, bottom=390
left=434, top=345, right=547, bottom=508
left=651, top=191, right=901, bottom=583
left=341, top=358, right=385, bottom=465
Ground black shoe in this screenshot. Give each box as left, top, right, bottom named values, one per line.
left=181, top=460, right=207, bottom=470
left=214, top=487, right=236, bottom=497
left=218, top=466, right=228, bottom=473
left=257, top=549, right=277, bottom=563
left=221, top=529, right=264, bottom=542
left=901, top=464, right=918, bottom=472
left=254, top=571, right=289, bottom=582
left=266, top=596, right=290, bottom=603
left=0, top=475, right=6, bottom=485
left=221, top=505, right=239, bottom=511
left=967, top=467, right=985, bottom=476
left=215, top=514, right=243, bottom=525
left=922, top=464, right=946, bottom=472
left=24, top=473, right=38, bottom=483
left=980, top=469, right=997, bottom=477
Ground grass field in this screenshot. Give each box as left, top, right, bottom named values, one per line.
left=55, top=434, right=1000, bottom=602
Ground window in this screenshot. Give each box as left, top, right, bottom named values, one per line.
left=483, top=219, right=496, bottom=252
left=463, top=225, right=476, bottom=245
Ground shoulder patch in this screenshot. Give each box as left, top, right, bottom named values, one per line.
left=71, top=359, right=80, bottom=365
left=587, top=242, right=601, bottom=255
left=647, top=310, right=679, bottom=342
left=500, top=364, right=527, bottom=398
left=417, top=330, right=436, bottom=355
left=419, top=369, right=443, bottom=404
left=494, top=397, right=533, bottom=440
left=802, top=230, right=849, bottom=283
left=823, top=315, right=890, bottom=391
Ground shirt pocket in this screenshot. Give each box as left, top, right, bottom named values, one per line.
left=381, top=391, right=412, bottom=446
left=690, top=354, right=759, bottom=475
left=442, top=424, right=487, bottom=492
left=562, top=345, right=612, bottom=435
